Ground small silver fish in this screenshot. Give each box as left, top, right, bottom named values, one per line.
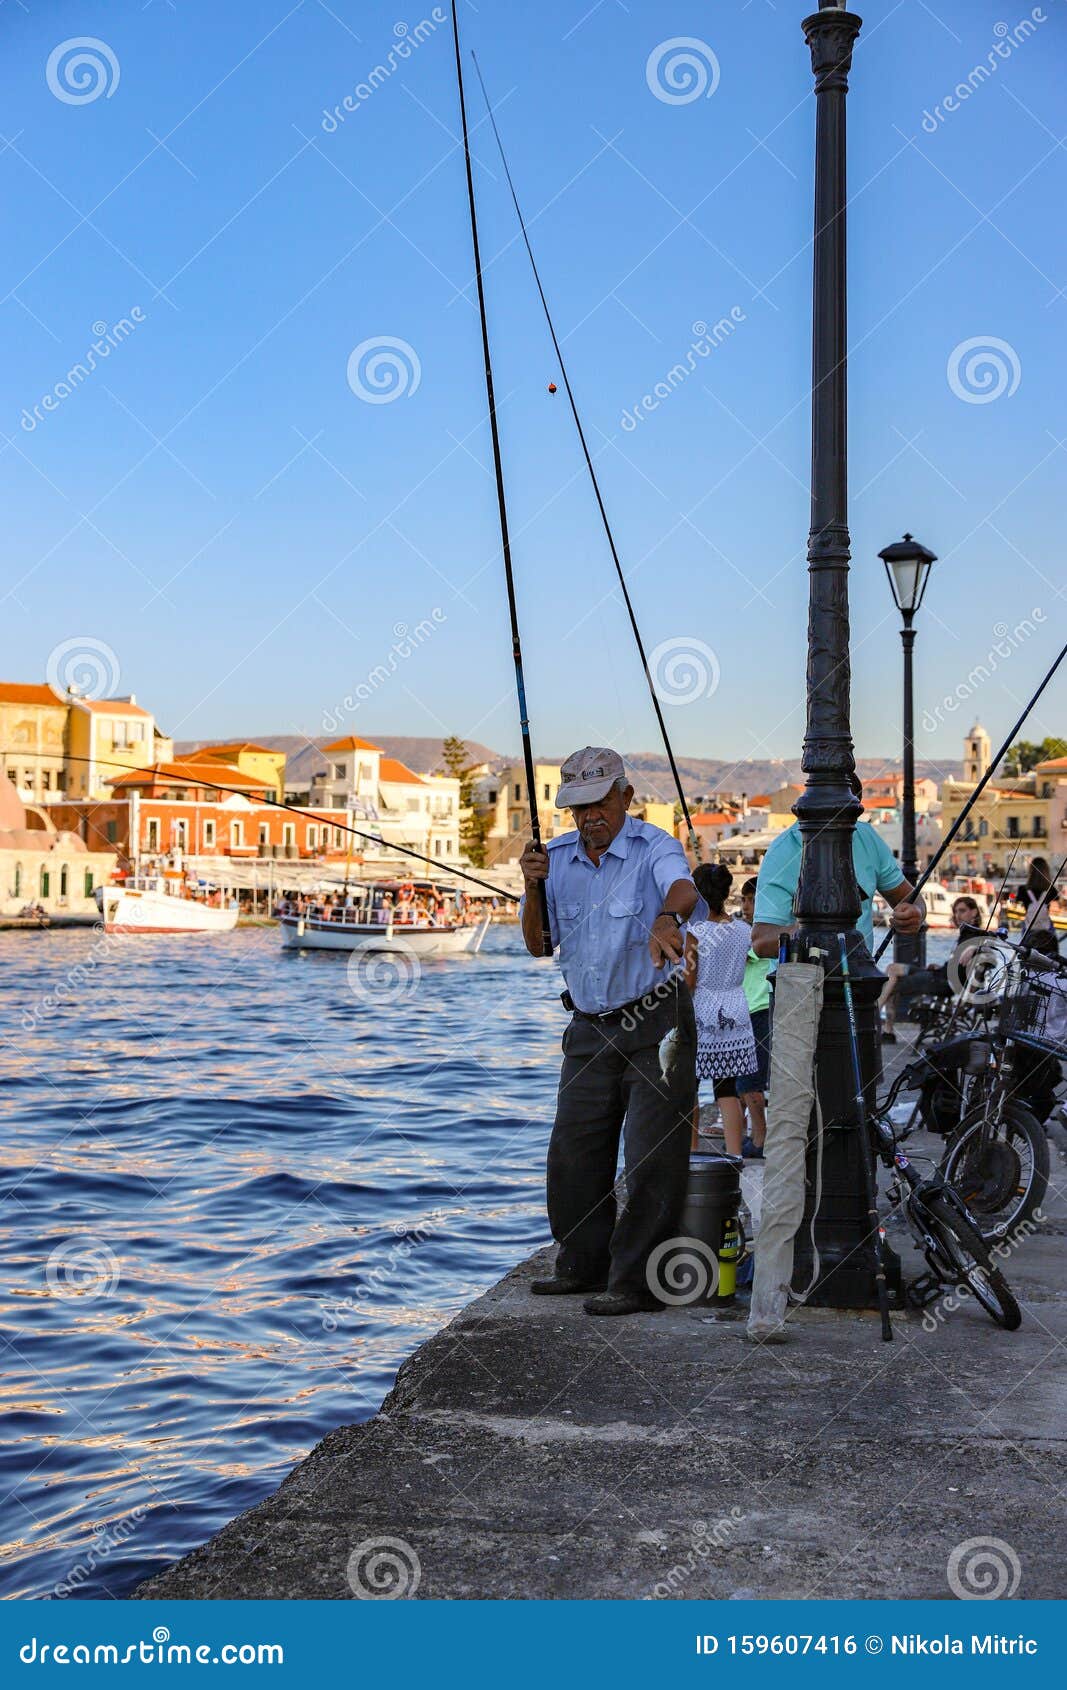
left=658, top=1025, right=684, bottom=1086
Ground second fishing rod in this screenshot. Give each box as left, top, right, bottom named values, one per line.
left=450, top=2, right=551, bottom=954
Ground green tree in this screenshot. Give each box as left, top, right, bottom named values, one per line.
left=440, top=735, right=489, bottom=867
left=1005, top=737, right=1067, bottom=774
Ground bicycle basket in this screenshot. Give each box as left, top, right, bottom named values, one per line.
left=999, top=972, right=1067, bottom=1058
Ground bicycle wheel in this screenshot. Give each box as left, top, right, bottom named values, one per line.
left=919, top=1191, right=1022, bottom=1331
left=942, top=1100, right=1049, bottom=1242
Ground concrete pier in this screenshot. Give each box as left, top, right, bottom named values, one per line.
left=137, top=1122, right=1066, bottom=1601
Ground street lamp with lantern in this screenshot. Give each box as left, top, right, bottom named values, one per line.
left=878, top=532, right=938, bottom=966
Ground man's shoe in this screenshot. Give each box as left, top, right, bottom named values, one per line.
left=741, top=1136, right=764, bottom=1160
left=881, top=1029, right=898, bottom=1043
left=583, top=1288, right=663, bottom=1316
left=531, top=1275, right=607, bottom=1296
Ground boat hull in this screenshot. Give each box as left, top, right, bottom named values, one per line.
left=278, top=914, right=491, bottom=954
left=96, top=888, right=239, bottom=934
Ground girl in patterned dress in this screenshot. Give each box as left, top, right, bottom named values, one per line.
left=684, top=863, right=756, bottom=1156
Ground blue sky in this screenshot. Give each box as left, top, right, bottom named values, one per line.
left=1, top=0, right=1065, bottom=776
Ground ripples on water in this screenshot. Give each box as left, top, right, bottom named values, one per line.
left=0, top=924, right=561, bottom=1599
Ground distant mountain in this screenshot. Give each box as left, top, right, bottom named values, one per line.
left=175, top=734, right=960, bottom=798
left=174, top=734, right=501, bottom=783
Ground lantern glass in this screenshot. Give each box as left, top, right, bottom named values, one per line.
left=889, top=553, right=930, bottom=614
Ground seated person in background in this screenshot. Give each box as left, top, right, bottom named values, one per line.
left=880, top=894, right=983, bottom=1038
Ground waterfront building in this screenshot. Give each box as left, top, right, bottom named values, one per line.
left=939, top=725, right=1064, bottom=876
left=185, top=742, right=286, bottom=803
left=633, top=801, right=676, bottom=833
left=66, top=695, right=172, bottom=799
left=48, top=759, right=353, bottom=868
left=0, top=777, right=115, bottom=919
left=0, top=682, right=68, bottom=803
left=476, top=761, right=564, bottom=865
left=377, top=758, right=461, bottom=863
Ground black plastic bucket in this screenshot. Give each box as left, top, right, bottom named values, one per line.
left=678, top=1153, right=744, bottom=1304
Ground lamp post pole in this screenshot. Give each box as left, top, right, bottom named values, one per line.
left=790, top=2, right=887, bottom=1309
left=879, top=533, right=938, bottom=968
left=898, top=613, right=921, bottom=963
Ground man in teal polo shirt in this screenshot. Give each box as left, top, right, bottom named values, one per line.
left=751, top=776, right=925, bottom=959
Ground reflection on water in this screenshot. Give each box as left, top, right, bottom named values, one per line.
left=0, top=924, right=558, bottom=1599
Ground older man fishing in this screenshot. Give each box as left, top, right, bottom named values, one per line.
left=520, top=747, right=702, bottom=1316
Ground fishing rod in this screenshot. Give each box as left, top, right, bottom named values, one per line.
left=873, top=635, right=1067, bottom=963
left=838, top=934, right=893, bottom=1343
left=10, top=749, right=519, bottom=902
left=470, top=52, right=701, bottom=859
left=450, top=2, right=552, bottom=955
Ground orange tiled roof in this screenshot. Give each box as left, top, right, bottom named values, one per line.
left=107, top=760, right=267, bottom=792
left=865, top=797, right=898, bottom=809
left=323, top=735, right=383, bottom=753
left=0, top=682, right=64, bottom=706
left=77, top=698, right=152, bottom=718
left=187, top=741, right=280, bottom=759
left=748, top=794, right=771, bottom=806
left=378, top=756, right=426, bottom=785
left=692, top=811, right=737, bottom=826
left=1035, top=757, right=1067, bottom=774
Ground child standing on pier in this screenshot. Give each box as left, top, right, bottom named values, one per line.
left=685, top=863, right=756, bottom=1157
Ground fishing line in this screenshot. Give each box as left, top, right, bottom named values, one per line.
left=450, top=2, right=552, bottom=954
left=873, top=636, right=1067, bottom=963
left=9, top=749, right=519, bottom=902
left=470, top=52, right=701, bottom=858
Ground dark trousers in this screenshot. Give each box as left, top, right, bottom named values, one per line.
left=547, top=981, right=697, bottom=1291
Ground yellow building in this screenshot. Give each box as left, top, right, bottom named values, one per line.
left=0, top=683, right=68, bottom=802
left=481, top=761, right=565, bottom=864
left=939, top=726, right=1058, bottom=875
left=635, top=801, right=677, bottom=834
left=186, top=741, right=287, bottom=803
left=67, top=696, right=169, bottom=800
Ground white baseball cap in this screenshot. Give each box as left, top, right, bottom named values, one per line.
left=556, top=746, right=627, bottom=808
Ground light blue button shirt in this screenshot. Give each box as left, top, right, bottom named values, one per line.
left=522, top=814, right=702, bottom=1014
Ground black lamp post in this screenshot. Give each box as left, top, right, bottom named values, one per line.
left=879, top=533, right=937, bottom=967
left=790, top=2, right=892, bottom=1309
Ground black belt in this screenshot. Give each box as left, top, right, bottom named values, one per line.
left=564, top=982, right=678, bottom=1024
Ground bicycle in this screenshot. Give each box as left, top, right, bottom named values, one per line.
left=837, top=937, right=1023, bottom=1341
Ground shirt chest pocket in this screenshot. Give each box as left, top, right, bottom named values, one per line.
left=607, top=897, right=646, bottom=945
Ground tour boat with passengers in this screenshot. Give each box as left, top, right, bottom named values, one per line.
left=96, top=867, right=239, bottom=934
left=276, top=879, right=494, bottom=955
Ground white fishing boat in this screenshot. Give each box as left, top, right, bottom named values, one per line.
left=278, top=879, right=492, bottom=955
left=96, top=871, right=238, bottom=935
